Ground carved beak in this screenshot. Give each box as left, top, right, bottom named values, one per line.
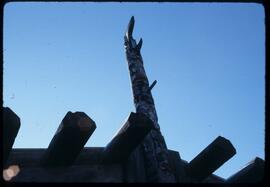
left=125, top=16, right=143, bottom=50
left=126, top=16, right=135, bottom=41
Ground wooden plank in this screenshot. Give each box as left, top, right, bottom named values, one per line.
left=10, top=164, right=123, bottom=182
left=3, top=107, right=21, bottom=167
left=186, top=136, right=236, bottom=181
left=41, top=112, right=96, bottom=167
left=6, top=147, right=104, bottom=167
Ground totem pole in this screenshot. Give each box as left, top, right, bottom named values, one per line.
left=124, top=16, right=176, bottom=182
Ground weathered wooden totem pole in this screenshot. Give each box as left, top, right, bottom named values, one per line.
left=123, top=16, right=176, bottom=182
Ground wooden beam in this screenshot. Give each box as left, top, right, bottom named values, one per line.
left=226, top=157, right=264, bottom=183
left=41, top=111, right=96, bottom=167
left=186, top=136, right=236, bottom=181
left=10, top=164, right=123, bottom=182
left=3, top=107, right=21, bottom=166
left=102, top=112, right=154, bottom=163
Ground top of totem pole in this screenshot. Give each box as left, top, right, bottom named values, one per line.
left=125, top=16, right=143, bottom=51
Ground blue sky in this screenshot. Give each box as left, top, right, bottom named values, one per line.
left=3, top=2, right=264, bottom=179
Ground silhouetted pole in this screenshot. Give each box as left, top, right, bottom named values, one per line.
left=3, top=107, right=21, bottom=166
left=124, top=16, right=176, bottom=182
left=42, top=111, right=96, bottom=167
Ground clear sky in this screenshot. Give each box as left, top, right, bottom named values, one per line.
left=3, top=2, right=265, bottom=179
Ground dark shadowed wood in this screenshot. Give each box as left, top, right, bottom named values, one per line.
left=167, top=150, right=186, bottom=182
left=202, top=174, right=225, bottom=183
left=123, top=146, right=146, bottom=182
left=226, top=157, right=264, bottom=183
left=6, top=148, right=46, bottom=167
left=41, top=111, right=96, bottom=167
left=6, top=148, right=229, bottom=182
left=103, top=112, right=154, bottom=163
left=6, top=148, right=104, bottom=167
left=203, top=174, right=225, bottom=183
left=3, top=107, right=21, bottom=167
left=11, top=164, right=123, bottom=183
left=186, top=136, right=236, bottom=181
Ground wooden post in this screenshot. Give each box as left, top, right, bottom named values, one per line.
left=3, top=107, right=21, bottom=166
left=186, top=136, right=236, bottom=182
left=167, top=150, right=186, bottom=182
left=124, top=16, right=176, bottom=182
left=123, top=146, right=147, bottom=182
left=41, top=111, right=96, bottom=167
left=226, top=157, right=264, bottom=183
left=103, top=112, right=154, bottom=163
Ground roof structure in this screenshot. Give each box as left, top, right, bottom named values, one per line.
left=2, top=17, right=265, bottom=183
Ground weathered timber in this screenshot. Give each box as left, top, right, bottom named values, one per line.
left=6, top=148, right=104, bottom=168
left=167, top=150, right=186, bottom=182
left=123, top=146, right=147, bottom=182
left=186, top=136, right=236, bottom=182
left=172, top=158, right=226, bottom=183
left=226, top=157, right=265, bottom=183
left=11, top=164, right=123, bottom=183
left=203, top=173, right=226, bottom=183
left=3, top=107, right=21, bottom=167
left=124, top=16, right=176, bottom=182
left=6, top=148, right=228, bottom=182
left=103, top=112, right=154, bottom=163
left=41, top=111, right=96, bottom=167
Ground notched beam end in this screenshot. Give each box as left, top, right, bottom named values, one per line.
left=41, top=111, right=96, bottom=167
left=186, top=136, right=236, bottom=181
left=226, top=157, right=265, bottom=183
left=71, top=111, right=96, bottom=134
